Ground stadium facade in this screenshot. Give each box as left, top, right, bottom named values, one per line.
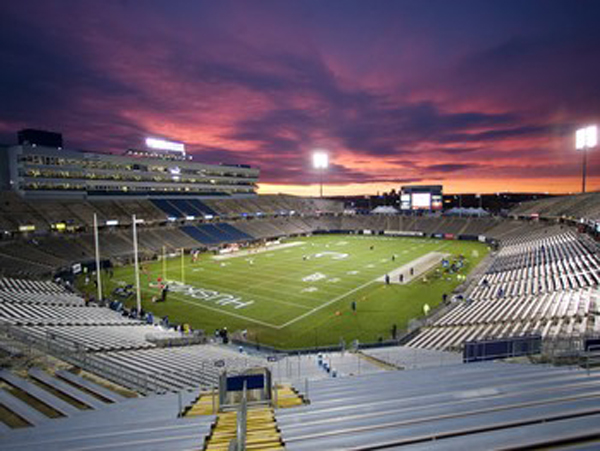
left=0, top=130, right=259, bottom=200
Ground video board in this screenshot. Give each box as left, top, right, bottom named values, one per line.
left=400, top=185, right=443, bottom=211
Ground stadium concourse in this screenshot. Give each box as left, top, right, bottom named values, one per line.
left=1, top=193, right=600, bottom=449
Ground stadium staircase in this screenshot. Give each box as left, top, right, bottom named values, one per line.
left=273, top=384, right=304, bottom=409
left=186, top=384, right=304, bottom=418
left=203, top=406, right=284, bottom=451
left=185, top=391, right=219, bottom=417
left=186, top=384, right=303, bottom=450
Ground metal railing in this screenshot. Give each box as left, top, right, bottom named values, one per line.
left=584, top=344, right=600, bottom=375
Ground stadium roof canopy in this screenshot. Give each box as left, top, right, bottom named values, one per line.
left=371, top=205, right=400, bottom=214
left=446, top=207, right=489, bottom=216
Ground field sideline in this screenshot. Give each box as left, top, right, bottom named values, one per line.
left=97, top=234, right=490, bottom=349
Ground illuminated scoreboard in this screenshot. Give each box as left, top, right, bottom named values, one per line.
left=400, top=185, right=443, bottom=211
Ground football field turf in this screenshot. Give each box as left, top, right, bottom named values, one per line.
left=104, top=234, right=489, bottom=349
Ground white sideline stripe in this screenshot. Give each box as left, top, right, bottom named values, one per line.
left=277, top=279, right=377, bottom=329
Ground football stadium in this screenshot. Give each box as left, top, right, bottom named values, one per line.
left=1, top=2, right=600, bottom=450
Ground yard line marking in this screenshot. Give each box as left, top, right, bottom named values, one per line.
left=277, top=240, right=453, bottom=329
left=277, top=278, right=377, bottom=329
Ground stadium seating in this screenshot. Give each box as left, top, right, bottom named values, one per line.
left=181, top=223, right=253, bottom=246
left=88, top=344, right=265, bottom=393
left=409, top=289, right=598, bottom=351
left=0, top=370, right=82, bottom=417
left=0, top=383, right=210, bottom=451
left=2, top=359, right=600, bottom=449
left=202, top=194, right=343, bottom=218
left=512, top=192, right=600, bottom=221
left=362, top=345, right=462, bottom=369
left=407, top=229, right=600, bottom=351
left=151, top=198, right=218, bottom=219
left=2, top=191, right=600, bottom=449
left=0, top=277, right=272, bottom=394
left=277, top=361, right=600, bottom=450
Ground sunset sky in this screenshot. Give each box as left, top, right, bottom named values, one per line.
left=1, top=0, right=599, bottom=196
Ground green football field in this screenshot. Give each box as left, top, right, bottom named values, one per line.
left=94, top=234, right=489, bottom=349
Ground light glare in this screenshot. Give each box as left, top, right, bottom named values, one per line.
left=576, top=125, right=597, bottom=150
left=587, top=125, right=598, bottom=148
left=145, top=137, right=186, bottom=153
left=313, top=152, right=329, bottom=169
left=576, top=128, right=586, bottom=150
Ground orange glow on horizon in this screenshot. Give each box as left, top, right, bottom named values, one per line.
left=258, top=176, right=600, bottom=197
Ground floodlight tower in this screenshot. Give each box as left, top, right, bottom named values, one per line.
left=313, top=151, right=329, bottom=198
left=576, top=125, right=598, bottom=193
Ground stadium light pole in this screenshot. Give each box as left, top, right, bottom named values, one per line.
left=576, top=125, right=597, bottom=193
left=93, top=213, right=102, bottom=302
left=162, top=246, right=167, bottom=281
left=181, top=248, right=185, bottom=284
left=132, top=215, right=142, bottom=313
left=313, top=151, right=329, bottom=198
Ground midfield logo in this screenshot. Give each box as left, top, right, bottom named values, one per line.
left=313, top=251, right=348, bottom=260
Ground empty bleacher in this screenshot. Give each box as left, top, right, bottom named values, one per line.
left=407, top=229, right=600, bottom=351
left=151, top=198, right=218, bottom=219
left=362, top=346, right=463, bottom=369
left=0, top=379, right=210, bottom=450
left=88, top=344, right=264, bottom=393
left=0, top=277, right=274, bottom=395
left=512, top=191, right=600, bottom=221
left=181, top=223, right=253, bottom=246
left=278, top=362, right=600, bottom=450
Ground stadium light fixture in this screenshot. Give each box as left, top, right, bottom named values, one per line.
left=575, top=125, right=597, bottom=193
left=313, top=151, right=329, bottom=197
left=145, top=137, right=186, bottom=154
left=313, top=152, right=329, bottom=169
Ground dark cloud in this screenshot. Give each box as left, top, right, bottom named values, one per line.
left=435, top=147, right=482, bottom=155
left=425, top=163, right=476, bottom=173
left=437, top=125, right=553, bottom=144
left=0, top=1, right=599, bottom=192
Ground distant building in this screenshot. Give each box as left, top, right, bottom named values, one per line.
left=0, top=130, right=259, bottom=199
